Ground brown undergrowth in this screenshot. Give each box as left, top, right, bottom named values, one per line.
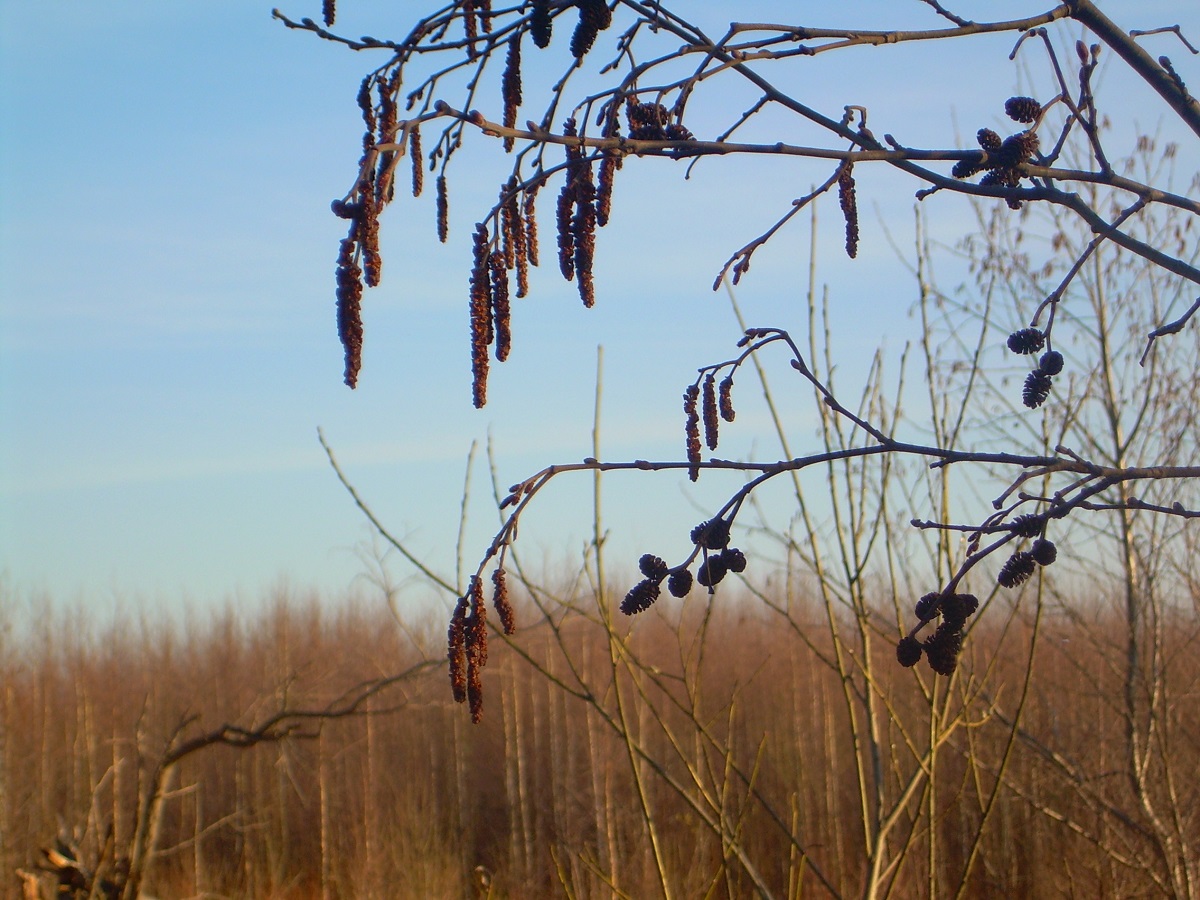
left=2, top=581, right=1196, bottom=899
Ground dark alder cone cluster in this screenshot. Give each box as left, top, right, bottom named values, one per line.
left=683, top=383, right=702, bottom=481
left=697, top=548, right=746, bottom=588
left=691, top=518, right=746, bottom=590
left=951, top=101, right=1041, bottom=210
left=570, top=0, right=612, bottom=60
left=620, top=521, right=748, bottom=614
left=621, top=554, right=669, bottom=615
left=998, top=536, right=1057, bottom=587
left=501, top=34, right=522, bottom=152
left=627, top=100, right=670, bottom=140
left=1008, top=329, right=1063, bottom=409
left=691, top=517, right=731, bottom=550
left=838, top=162, right=859, bottom=259
left=898, top=592, right=980, bottom=675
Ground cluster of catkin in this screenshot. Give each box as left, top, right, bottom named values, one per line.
left=683, top=371, right=736, bottom=482
left=556, top=119, right=598, bottom=308
left=448, top=568, right=516, bottom=722
left=332, top=65, right=416, bottom=388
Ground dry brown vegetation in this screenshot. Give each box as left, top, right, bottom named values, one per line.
left=3, top=580, right=1197, bottom=899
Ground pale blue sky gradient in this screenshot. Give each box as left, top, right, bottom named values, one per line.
left=2, top=2, right=1196, bottom=617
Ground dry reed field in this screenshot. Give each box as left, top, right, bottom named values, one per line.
left=3, top=580, right=1197, bottom=899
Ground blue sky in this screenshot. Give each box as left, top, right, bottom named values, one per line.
left=2, top=2, right=1196, bottom=618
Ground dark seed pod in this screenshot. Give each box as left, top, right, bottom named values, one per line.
left=977, top=128, right=1002, bottom=151
left=664, top=122, right=695, bottom=143
left=914, top=592, right=940, bottom=622
left=1039, top=350, right=1064, bottom=376
left=1005, top=96, right=1041, bottom=123
left=924, top=624, right=963, bottom=676
left=1007, top=327, right=1045, bottom=355
left=940, top=593, right=979, bottom=630
left=1010, top=513, right=1044, bottom=538
left=952, top=154, right=985, bottom=179
left=570, top=0, right=611, bottom=59
left=621, top=578, right=660, bottom=615
left=897, top=636, right=923, bottom=668
left=997, top=550, right=1037, bottom=588
left=1023, top=370, right=1053, bottom=409
left=1030, top=538, right=1057, bottom=566
left=639, top=553, right=669, bottom=581
left=690, top=517, right=731, bottom=550
left=980, top=167, right=1021, bottom=189
left=720, top=547, right=747, bottom=573
left=530, top=0, right=552, bottom=48
left=1011, top=129, right=1040, bottom=160
left=696, top=554, right=728, bottom=587
left=667, top=568, right=693, bottom=598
